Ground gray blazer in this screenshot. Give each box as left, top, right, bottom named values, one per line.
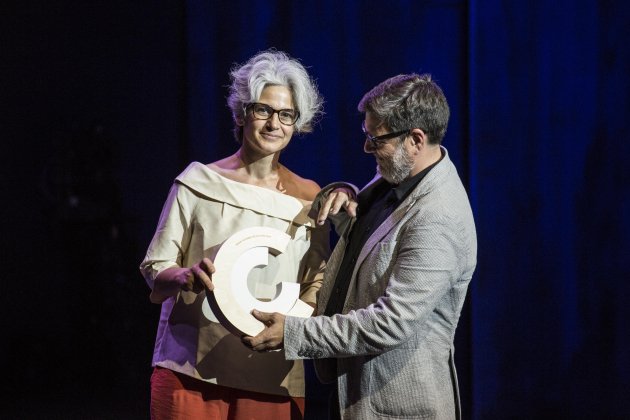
left=284, top=148, right=477, bottom=419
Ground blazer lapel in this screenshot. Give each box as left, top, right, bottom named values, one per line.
left=341, top=147, right=452, bottom=310
left=316, top=231, right=349, bottom=315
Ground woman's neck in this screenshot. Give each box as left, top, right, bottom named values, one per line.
left=234, top=148, right=282, bottom=180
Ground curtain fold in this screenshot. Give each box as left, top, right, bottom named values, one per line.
left=184, top=1, right=630, bottom=417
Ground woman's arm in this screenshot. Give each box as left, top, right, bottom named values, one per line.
left=150, top=258, right=215, bottom=303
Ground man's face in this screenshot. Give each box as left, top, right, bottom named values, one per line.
left=363, top=112, right=414, bottom=184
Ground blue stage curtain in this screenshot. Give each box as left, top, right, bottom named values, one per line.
left=469, top=0, right=630, bottom=418
left=182, top=1, right=630, bottom=418
left=3, top=0, right=628, bottom=417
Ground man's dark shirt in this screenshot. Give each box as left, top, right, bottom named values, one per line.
left=323, top=154, right=443, bottom=316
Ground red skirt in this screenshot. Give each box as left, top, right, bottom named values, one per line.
left=150, top=366, right=305, bottom=420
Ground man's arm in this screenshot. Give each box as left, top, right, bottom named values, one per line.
left=244, top=216, right=462, bottom=358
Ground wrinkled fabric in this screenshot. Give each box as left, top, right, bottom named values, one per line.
left=150, top=367, right=305, bottom=420
left=141, top=162, right=328, bottom=397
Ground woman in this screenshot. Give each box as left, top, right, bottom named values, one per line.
left=140, top=50, right=328, bottom=419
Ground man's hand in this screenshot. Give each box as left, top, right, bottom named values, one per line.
left=317, top=187, right=358, bottom=225
left=241, top=310, right=286, bottom=352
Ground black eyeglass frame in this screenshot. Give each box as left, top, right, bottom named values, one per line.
left=361, top=121, right=410, bottom=147
left=244, top=103, right=300, bottom=126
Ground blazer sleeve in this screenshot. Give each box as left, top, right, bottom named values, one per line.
left=283, top=211, right=462, bottom=359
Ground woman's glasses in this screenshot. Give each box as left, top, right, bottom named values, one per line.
left=245, top=103, right=299, bottom=126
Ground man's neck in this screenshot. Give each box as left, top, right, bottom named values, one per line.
left=409, top=145, right=442, bottom=177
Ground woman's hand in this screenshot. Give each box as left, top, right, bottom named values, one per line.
left=317, top=187, right=358, bottom=225
left=150, top=257, right=216, bottom=303
left=180, top=257, right=216, bottom=292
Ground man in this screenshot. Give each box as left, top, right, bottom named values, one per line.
left=242, top=74, right=477, bottom=419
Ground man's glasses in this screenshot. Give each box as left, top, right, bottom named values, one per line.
left=362, top=121, right=409, bottom=148
left=245, top=103, right=300, bottom=126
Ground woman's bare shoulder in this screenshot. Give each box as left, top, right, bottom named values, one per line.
left=281, top=166, right=321, bottom=201
left=206, top=156, right=244, bottom=182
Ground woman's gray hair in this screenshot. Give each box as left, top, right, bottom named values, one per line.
left=227, top=49, right=324, bottom=142
left=358, top=73, right=450, bottom=145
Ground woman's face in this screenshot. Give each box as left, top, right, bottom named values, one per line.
left=240, top=85, right=296, bottom=156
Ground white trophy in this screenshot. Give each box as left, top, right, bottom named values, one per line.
left=204, top=226, right=314, bottom=336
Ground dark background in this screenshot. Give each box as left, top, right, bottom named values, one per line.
left=2, top=1, right=629, bottom=418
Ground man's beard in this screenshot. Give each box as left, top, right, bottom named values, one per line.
left=377, top=142, right=414, bottom=184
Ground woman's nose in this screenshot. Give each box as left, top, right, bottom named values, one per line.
left=266, top=113, right=281, bottom=129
